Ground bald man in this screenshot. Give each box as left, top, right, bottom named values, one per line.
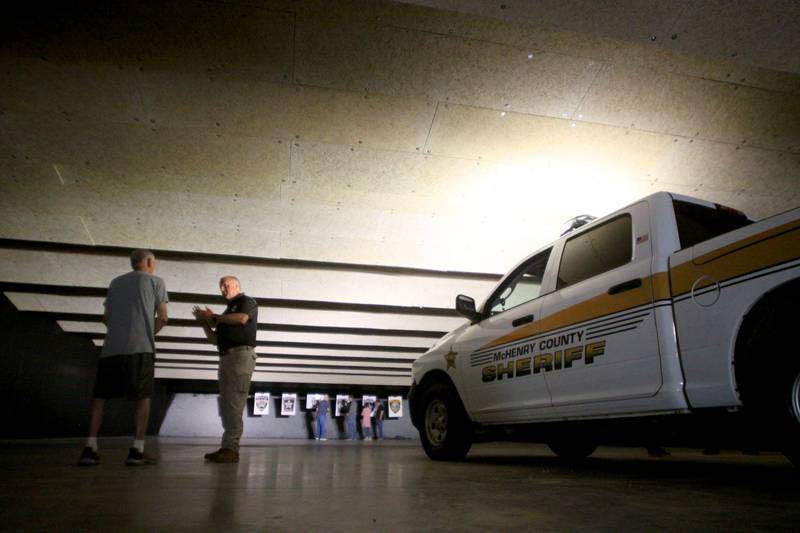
left=79, top=249, right=169, bottom=466
left=193, top=276, right=258, bottom=463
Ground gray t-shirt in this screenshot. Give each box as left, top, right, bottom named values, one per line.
left=100, top=270, right=168, bottom=358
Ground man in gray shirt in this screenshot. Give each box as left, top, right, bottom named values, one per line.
left=78, top=249, right=169, bottom=466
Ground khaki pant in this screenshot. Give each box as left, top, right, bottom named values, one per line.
left=218, top=346, right=256, bottom=452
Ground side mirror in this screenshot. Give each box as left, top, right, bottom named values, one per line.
left=455, top=294, right=479, bottom=322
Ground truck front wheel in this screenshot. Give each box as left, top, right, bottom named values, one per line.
left=417, top=381, right=472, bottom=461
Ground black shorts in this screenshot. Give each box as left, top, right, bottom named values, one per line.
left=92, top=352, right=155, bottom=400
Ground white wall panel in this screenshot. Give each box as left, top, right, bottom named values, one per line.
left=61, top=321, right=436, bottom=349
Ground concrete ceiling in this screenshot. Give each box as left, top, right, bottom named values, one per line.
left=1, top=0, right=798, bottom=388
left=401, top=0, right=800, bottom=75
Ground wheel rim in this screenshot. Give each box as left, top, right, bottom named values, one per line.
left=791, top=371, right=800, bottom=425
left=425, top=399, right=448, bottom=447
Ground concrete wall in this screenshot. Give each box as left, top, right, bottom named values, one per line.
left=160, top=393, right=418, bottom=440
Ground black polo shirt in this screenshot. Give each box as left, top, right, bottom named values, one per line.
left=216, top=293, right=258, bottom=354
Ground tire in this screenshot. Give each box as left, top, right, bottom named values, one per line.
left=737, top=292, right=800, bottom=467
left=547, top=440, right=598, bottom=460
left=736, top=290, right=800, bottom=467
left=781, top=367, right=800, bottom=467
left=417, top=381, right=472, bottom=461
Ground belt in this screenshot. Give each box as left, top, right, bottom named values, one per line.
left=222, top=345, right=254, bottom=355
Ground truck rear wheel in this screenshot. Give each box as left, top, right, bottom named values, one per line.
left=418, top=381, right=472, bottom=461
left=737, top=288, right=800, bottom=467
left=783, top=368, right=800, bottom=467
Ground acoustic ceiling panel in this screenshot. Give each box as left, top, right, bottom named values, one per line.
left=296, top=9, right=603, bottom=117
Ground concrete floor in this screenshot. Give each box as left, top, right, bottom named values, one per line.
left=0, top=438, right=798, bottom=532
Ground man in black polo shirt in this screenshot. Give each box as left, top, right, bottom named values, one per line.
left=192, top=276, right=258, bottom=463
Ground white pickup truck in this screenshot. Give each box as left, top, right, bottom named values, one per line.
left=409, top=192, right=800, bottom=464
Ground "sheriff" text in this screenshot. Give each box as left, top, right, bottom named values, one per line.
left=482, top=340, right=606, bottom=382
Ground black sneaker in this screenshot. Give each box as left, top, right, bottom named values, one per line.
left=125, top=448, right=157, bottom=466
left=78, top=447, right=100, bottom=466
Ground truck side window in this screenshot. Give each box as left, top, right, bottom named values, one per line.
left=487, top=248, right=551, bottom=315
left=673, top=199, right=752, bottom=249
left=557, top=215, right=632, bottom=289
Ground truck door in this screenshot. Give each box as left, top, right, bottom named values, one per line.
left=454, top=247, right=553, bottom=424
left=539, top=201, right=663, bottom=406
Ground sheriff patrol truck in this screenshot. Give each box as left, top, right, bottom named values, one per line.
left=409, top=192, right=800, bottom=464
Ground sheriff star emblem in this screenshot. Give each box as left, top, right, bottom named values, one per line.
left=444, top=348, right=458, bottom=370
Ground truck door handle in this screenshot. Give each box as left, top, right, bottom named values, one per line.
left=512, top=315, right=534, bottom=327
left=608, top=278, right=642, bottom=295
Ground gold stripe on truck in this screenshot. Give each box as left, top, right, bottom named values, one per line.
left=670, top=219, right=800, bottom=296
left=482, top=275, right=660, bottom=350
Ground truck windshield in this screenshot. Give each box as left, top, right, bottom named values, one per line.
left=673, top=199, right=752, bottom=249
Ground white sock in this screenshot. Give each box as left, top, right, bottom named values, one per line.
left=133, top=439, right=145, bottom=453
left=86, top=437, right=98, bottom=451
